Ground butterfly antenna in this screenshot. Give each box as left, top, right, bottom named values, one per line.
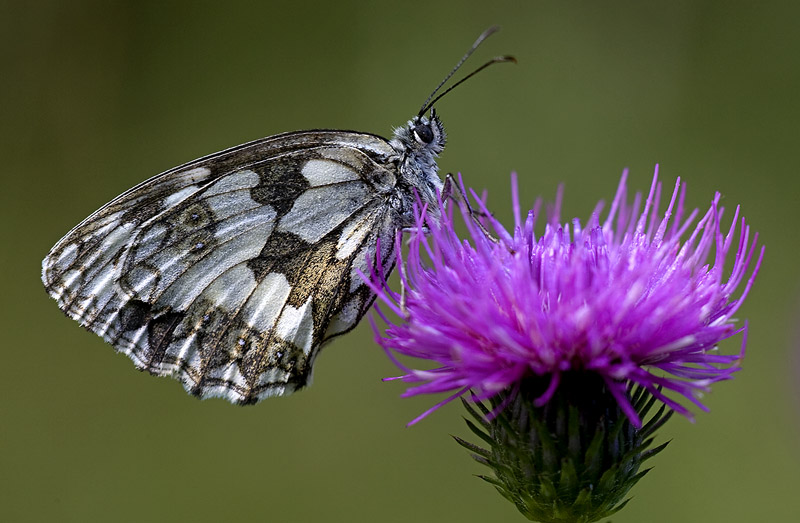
left=418, top=26, right=515, bottom=116
left=420, top=55, right=516, bottom=116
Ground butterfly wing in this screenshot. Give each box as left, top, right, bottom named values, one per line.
left=43, top=131, right=400, bottom=403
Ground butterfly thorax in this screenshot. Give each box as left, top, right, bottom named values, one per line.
left=389, top=112, right=447, bottom=225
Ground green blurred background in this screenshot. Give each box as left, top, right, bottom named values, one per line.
left=2, top=1, right=798, bottom=521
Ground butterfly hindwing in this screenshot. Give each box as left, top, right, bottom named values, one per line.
left=43, top=131, right=400, bottom=402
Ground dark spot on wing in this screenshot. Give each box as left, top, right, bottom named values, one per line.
left=146, top=310, right=185, bottom=368
left=250, top=158, right=309, bottom=218
left=246, top=230, right=311, bottom=281
left=179, top=229, right=216, bottom=260
left=176, top=201, right=214, bottom=230
left=118, top=299, right=152, bottom=332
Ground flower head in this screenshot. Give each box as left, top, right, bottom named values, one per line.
left=368, top=167, right=764, bottom=427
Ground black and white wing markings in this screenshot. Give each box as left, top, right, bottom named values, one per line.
left=43, top=131, right=402, bottom=403
left=42, top=27, right=510, bottom=404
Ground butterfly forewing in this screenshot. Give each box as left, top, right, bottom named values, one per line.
left=43, top=131, right=401, bottom=403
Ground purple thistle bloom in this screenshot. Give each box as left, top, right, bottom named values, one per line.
left=367, top=167, right=764, bottom=427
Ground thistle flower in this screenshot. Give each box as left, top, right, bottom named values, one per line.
left=365, top=167, right=763, bottom=521
left=369, top=167, right=763, bottom=427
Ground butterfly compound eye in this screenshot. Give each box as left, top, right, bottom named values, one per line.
left=413, top=123, right=434, bottom=144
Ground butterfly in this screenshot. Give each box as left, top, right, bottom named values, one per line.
left=42, top=27, right=512, bottom=404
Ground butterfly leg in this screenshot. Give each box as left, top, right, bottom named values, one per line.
left=441, top=173, right=503, bottom=246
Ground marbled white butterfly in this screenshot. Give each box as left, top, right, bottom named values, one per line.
left=42, top=27, right=512, bottom=404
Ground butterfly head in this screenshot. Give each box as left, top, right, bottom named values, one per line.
left=411, top=110, right=447, bottom=154
left=392, top=109, right=447, bottom=160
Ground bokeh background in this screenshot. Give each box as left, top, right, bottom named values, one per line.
left=2, top=1, right=798, bottom=522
